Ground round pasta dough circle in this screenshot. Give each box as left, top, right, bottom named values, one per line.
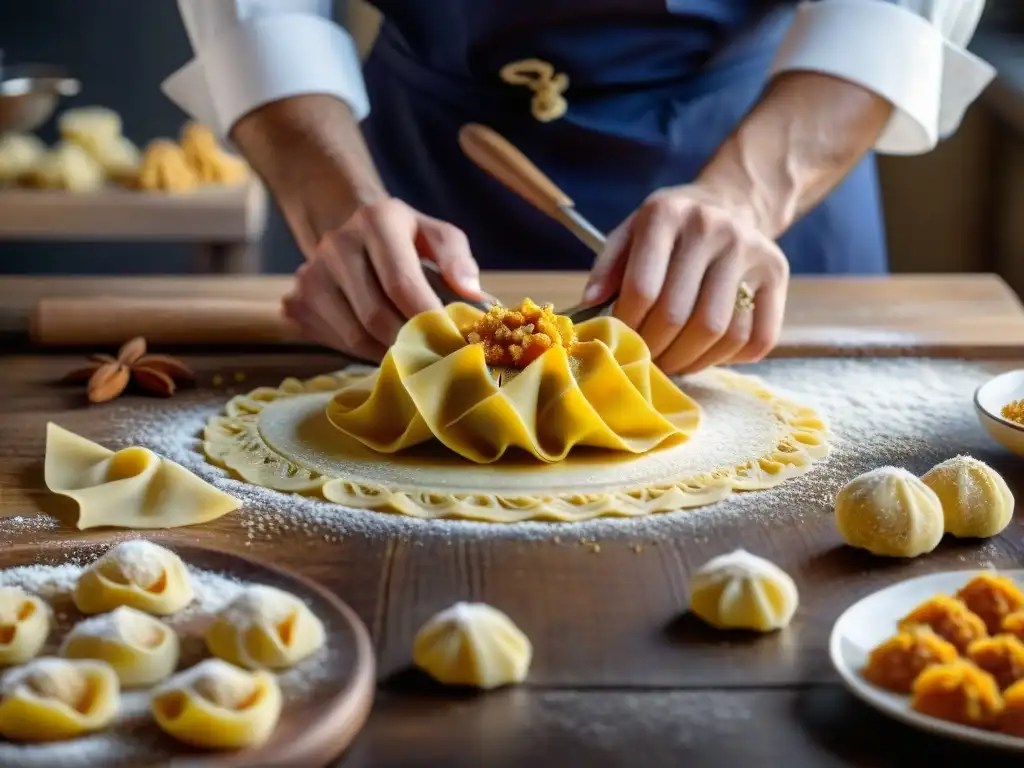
left=201, top=366, right=830, bottom=523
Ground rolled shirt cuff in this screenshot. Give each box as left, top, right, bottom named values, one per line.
left=771, top=0, right=996, bottom=155
left=161, top=12, right=369, bottom=137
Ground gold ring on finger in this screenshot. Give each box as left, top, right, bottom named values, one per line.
left=735, top=282, right=755, bottom=314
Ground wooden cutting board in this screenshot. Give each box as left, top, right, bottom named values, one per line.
left=0, top=539, right=375, bottom=768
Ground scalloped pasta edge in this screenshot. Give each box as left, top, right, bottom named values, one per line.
left=201, top=367, right=830, bottom=523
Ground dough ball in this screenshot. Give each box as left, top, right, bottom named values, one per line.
left=61, top=605, right=179, bottom=687
left=0, top=133, right=46, bottom=184
left=57, top=106, right=122, bottom=146
left=21, top=142, right=105, bottom=193
left=151, top=659, right=282, bottom=749
left=688, top=548, right=798, bottom=632
left=0, top=657, right=120, bottom=741
left=412, top=602, right=532, bottom=689
left=0, top=587, right=50, bottom=666
left=921, top=455, right=1014, bottom=539
left=136, top=139, right=199, bottom=193
left=73, top=540, right=195, bottom=616
left=834, top=467, right=944, bottom=557
left=204, top=585, right=326, bottom=670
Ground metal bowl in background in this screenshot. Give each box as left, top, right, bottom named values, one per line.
left=0, top=63, right=80, bottom=135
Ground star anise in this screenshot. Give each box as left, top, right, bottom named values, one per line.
left=63, top=337, right=195, bottom=403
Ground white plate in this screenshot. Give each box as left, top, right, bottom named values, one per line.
left=830, top=569, right=1024, bottom=751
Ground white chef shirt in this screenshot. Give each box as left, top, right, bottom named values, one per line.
left=162, top=0, right=996, bottom=156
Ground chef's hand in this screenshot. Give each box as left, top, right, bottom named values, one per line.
left=281, top=198, right=483, bottom=360
left=581, top=184, right=789, bottom=374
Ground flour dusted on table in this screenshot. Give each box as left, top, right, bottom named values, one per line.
left=105, top=359, right=1001, bottom=547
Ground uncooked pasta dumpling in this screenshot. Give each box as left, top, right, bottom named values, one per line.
left=23, top=141, right=105, bottom=193
left=73, top=540, right=195, bottom=616
left=921, top=455, right=1014, bottom=539
left=57, top=106, right=122, bottom=146
left=0, top=133, right=46, bottom=184
left=0, top=657, right=120, bottom=741
left=205, top=585, right=326, bottom=670
left=412, top=602, right=532, bottom=689
left=137, top=139, right=199, bottom=193
left=61, top=606, right=179, bottom=687
left=834, top=467, right=945, bottom=557
left=0, top=587, right=50, bottom=666
left=688, top=549, right=799, bottom=632
left=180, top=122, right=248, bottom=185
left=82, top=134, right=141, bottom=186
left=150, top=659, right=283, bottom=749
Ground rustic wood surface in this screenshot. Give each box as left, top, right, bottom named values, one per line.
left=0, top=540, right=376, bottom=768
left=4, top=273, right=1024, bottom=355
left=0, top=183, right=267, bottom=241
left=2, top=274, right=1024, bottom=766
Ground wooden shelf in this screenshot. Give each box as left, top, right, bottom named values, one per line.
left=0, top=182, right=267, bottom=241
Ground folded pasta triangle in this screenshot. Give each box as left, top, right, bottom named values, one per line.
left=44, top=423, right=241, bottom=530
left=326, top=303, right=701, bottom=463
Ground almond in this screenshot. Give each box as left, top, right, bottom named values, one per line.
left=87, top=362, right=130, bottom=403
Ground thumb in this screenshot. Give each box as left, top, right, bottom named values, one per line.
left=582, top=216, right=632, bottom=304
left=417, top=216, right=483, bottom=298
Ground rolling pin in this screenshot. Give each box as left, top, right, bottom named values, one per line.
left=30, top=297, right=303, bottom=346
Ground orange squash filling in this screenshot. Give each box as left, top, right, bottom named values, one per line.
left=463, top=298, right=576, bottom=368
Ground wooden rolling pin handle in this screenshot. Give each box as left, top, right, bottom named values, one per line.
left=458, top=123, right=574, bottom=217
left=31, top=297, right=302, bottom=346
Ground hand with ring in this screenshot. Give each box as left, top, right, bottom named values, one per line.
left=581, top=184, right=789, bottom=374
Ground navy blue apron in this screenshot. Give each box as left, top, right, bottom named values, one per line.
left=359, top=1, right=888, bottom=275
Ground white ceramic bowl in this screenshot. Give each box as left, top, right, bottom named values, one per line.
left=975, top=369, right=1024, bottom=457
left=830, top=569, right=1024, bottom=751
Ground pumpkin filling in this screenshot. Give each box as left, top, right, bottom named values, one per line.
left=463, top=299, right=575, bottom=368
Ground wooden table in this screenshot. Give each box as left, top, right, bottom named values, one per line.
left=0, top=184, right=269, bottom=274
left=3, top=273, right=1024, bottom=767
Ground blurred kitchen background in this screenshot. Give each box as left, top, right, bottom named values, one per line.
left=1, top=1, right=1023, bottom=289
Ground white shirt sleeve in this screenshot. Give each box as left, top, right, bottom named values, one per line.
left=771, top=0, right=996, bottom=155
left=162, top=0, right=369, bottom=137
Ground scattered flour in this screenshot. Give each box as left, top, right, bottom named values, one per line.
left=59, top=358, right=999, bottom=545
left=1, top=359, right=1005, bottom=550
left=0, top=556, right=335, bottom=768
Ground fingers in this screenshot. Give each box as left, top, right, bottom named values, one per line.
left=316, top=234, right=406, bottom=348
left=582, top=214, right=633, bottom=304
left=361, top=200, right=443, bottom=318
left=614, top=200, right=678, bottom=329
left=639, top=215, right=729, bottom=360
left=655, top=247, right=747, bottom=374
left=417, top=214, right=482, bottom=298
left=731, top=277, right=787, bottom=364
left=677, top=298, right=754, bottom=373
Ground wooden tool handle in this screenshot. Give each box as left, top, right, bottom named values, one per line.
left=458, top=123, right=573, bottom=217
left=31, top=297, right=301, bottom=346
